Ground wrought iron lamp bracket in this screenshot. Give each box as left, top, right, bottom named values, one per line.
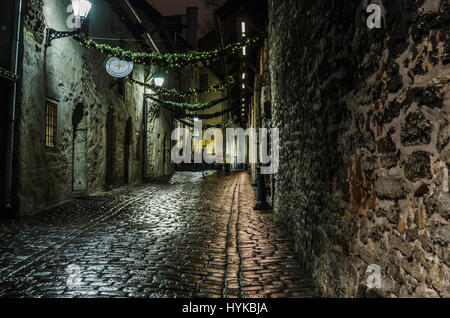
left=45, top=28, right=81, bottom=47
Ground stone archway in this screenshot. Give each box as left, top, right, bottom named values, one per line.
left=72, top=103, right=87, bottom=194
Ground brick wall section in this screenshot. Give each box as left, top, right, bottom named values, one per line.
left=268, top=0, right=449, bottom=297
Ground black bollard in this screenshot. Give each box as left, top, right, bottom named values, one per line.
left=253, top=166, right=271, bottom=210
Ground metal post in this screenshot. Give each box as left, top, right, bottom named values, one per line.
left=253, top=166, right=270, bottom=210
left=3, top=0, right=22, bottom=216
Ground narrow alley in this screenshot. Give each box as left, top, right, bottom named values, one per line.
left=0, top=172, right=314, bottom=298
left=1, top=0, right=449, bottom=302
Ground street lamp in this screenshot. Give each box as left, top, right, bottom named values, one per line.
left=153, top=75, right=165, bottom=87
left=72, top=0, right=92, bottom=28
left=46, top=0, right=92, bottom=47
left=143, top=72, right=165, bottom=97
left=146, top=71, right=165, bottom=87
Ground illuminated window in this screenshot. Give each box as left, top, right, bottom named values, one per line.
left=45, top=100, right=58, bottom=148
left=242, top=73, right=246, bottom=79
left=243, top=46, right=247, bottom=56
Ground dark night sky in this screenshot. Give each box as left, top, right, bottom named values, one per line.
left=146, top=0, right=226, bottom=37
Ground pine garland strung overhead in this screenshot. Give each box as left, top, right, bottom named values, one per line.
left=148, top=95, right=229, bottom=111
left=74, top=36, right=260, bottom=68
left=174, top=117, right=194, bottom=127
left=167, top=106, right=233, bottom=120
left=174, top=118, right=235, bottom=130
left=129, top=76, right=235, bottom=98
left=184, top=108, right=233, bottom=119
left=203, top=120, right=236, bottom=129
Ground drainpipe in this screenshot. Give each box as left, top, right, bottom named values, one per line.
left=4, top=0, right=22, bottom=213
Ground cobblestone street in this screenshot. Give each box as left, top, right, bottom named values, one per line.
left=0, top=172, right=315, bottom=298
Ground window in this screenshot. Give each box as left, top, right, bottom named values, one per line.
left=45, top=100, right=58, bottom=148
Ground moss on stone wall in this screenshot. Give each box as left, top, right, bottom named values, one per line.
left=23, top=0, right=45, bottom=45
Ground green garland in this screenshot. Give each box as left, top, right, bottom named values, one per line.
left=174, top=117, right=194, bottom=127
left=175, top=118, right=235, bottom=129
left=149, top=95, right=228, bottom=111
left=203, top=120, right=236, bottom=129
left=128, top=76, right=235, bottom=98
left=75, top=36, right=260, bottom=68
left=169, top=107, right=233, bottom=120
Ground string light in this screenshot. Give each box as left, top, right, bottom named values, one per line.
left=148, top=95, right=228, bottom=111
left=75, top=36, right=260, bottom=68
left=129, top=76, right=235, bottom=98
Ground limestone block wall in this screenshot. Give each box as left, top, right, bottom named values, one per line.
left=145, top=104, right=175, bottom=179
left=268, top=0, right=449, bottom=297
left=16, top=0, right=146, bottom=214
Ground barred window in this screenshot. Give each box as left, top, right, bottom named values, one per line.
left=45, top=100, right=57, bottom=148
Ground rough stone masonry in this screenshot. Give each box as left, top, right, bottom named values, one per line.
left=268, top=0, right=449, bottom=297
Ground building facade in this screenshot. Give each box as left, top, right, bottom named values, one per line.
left=6, top=0, right=183, bottom=215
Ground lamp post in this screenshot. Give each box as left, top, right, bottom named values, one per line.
left=45, top=0, right=92, bottom=47
left=253, top=166, right=271, bottom=210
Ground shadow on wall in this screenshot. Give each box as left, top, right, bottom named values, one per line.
left=72, top=103, right=87, bottom=194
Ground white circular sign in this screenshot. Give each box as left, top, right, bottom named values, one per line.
left=105, top=57, right=134, bottom=78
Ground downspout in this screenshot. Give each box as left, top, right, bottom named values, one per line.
left=4, top=0, right=22, bottom=212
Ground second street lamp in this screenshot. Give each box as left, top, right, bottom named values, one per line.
left=153, top=75, right=165, bottom=88
left=45, top=0, right=92, bottom=47
left=148, top=71, right=165, bottom=88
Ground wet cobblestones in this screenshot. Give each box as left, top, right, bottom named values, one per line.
left=0, top=172, right=315, bottom=298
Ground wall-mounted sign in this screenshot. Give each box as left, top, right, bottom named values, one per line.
left=105, top=57, right=134, bottom=78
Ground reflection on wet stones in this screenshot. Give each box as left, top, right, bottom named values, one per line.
left=0, top=172, right=314, bottom=298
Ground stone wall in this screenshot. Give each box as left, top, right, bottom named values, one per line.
left=145, top=103, right=175, bottom=179
left=268, top=0, right=449, bottom=297
left=16, top=0, right=160, bottom=214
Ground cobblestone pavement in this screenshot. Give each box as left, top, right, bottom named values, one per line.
left=0, top=172, right=315, bottom=298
